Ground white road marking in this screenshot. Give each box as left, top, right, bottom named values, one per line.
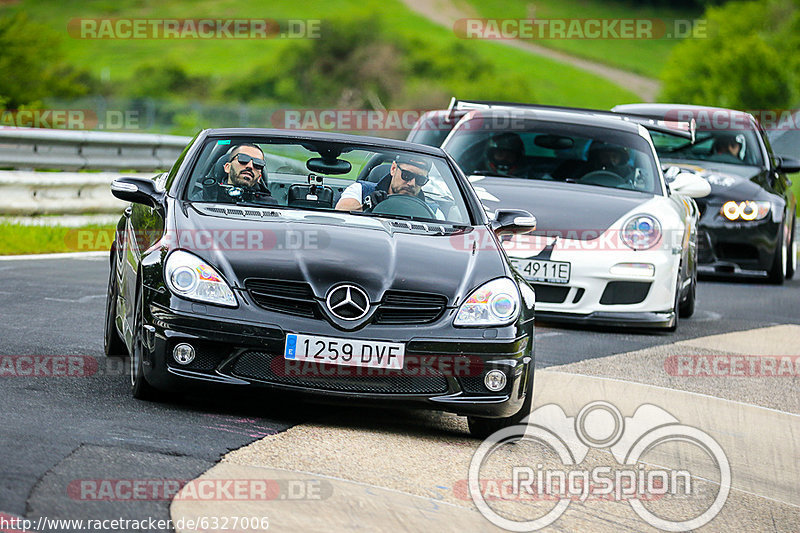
left=0, top=251, right=107, bottom=261
left=44, top=294, right=105, bottom=303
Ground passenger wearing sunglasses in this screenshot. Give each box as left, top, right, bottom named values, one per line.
left=335, top=155, right=442, bottom=217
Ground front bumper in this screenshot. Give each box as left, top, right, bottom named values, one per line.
left=695, top=206, right=781, bottom=278
left=506, top=242, right=681, bottom=328
left=139, top=288, right=534, bottom=419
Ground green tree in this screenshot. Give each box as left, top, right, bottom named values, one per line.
left=660, top=0, right=797, bottom=109
left=0, top=13, right=92, bottom=107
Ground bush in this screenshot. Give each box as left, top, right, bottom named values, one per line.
left=660, top=0, right=798, bottom=109
left=126, top=62, right=212, bottom=100
left=0, top=13, right=93, bottom=107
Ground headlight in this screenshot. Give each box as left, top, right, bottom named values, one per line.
left=720, top=201, right=770, bottom=221
left=454, top=278, right=520, bottom=326
left=621, top=215, right=662, bottom=250
left=164, top=250, right=237, bottom=307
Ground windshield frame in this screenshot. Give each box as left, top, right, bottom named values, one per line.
left=176, top=133, right=480, bottom=226
left=442, top=117, right=666, bottom=196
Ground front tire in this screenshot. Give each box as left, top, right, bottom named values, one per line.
left=786, top=220, right=796, bottom=280
left=767, top=225, right=788, bottom=285
left=131, top=281, right=160, bottom=401
left=665, top=271, right=681, bottom=332
left=104, top=249, right=127, bottom=357
left=468, top=368, right=534, bottom=439
left=679, top=267, right=696, bottom=318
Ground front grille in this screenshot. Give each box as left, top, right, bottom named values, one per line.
left=459, top=376, right=488, bottom=394
left=373, top=290, right=448, bottom=325
left=231, top=351, right=449, bottom=394
left=599, top=281, right=651, bottom=305
left=245, top=279, right=318, bottom=318
left=531, top=284, right=570, bottom=304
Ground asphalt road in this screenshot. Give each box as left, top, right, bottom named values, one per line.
left=0, top=254, right=798, bottom=530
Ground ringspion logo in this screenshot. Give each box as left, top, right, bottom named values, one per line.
left=469, top=401, right=730, bottom=531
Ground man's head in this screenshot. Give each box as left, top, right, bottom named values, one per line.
left=588, top=142, right=629, bottom=170
left=487, top=132, right=524, bottom=174
left=388, top=155, right=432, bottom=196
left=223, top=144, right=266, bottom=189
left=713, top=134, right=742, bottom=158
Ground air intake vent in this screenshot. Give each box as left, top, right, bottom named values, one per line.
left=245, top=279, right=318, bottom=317
left=373, top=290, right=448, bottom=324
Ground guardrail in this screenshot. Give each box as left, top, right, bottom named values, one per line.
left=0, top=127, right=191, bottom=171
left=0, top=128, right=191, bottom=216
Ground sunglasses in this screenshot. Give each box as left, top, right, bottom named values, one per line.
left=399, top=168, right=429, bottom=186
left=232, top=153, right=266, bottom=171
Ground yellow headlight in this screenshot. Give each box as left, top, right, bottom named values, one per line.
left=721, top=201, right=770, bottom=221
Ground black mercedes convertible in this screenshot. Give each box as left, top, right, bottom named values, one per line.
left=104, top=128, right=537, bottom=437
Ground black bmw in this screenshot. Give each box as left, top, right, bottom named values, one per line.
left=613, top=104, right=799, bottom=283
left=104, top=129, right=537, bottom=437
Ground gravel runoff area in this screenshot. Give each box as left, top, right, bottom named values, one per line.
left=171, top=325, right=800, bottom=532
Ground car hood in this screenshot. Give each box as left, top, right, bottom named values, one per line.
left=661, top=160, right=769, bottom=201
left=177, top=204, right=506, bottom=305
left=469, top=176, right=654, bottom=240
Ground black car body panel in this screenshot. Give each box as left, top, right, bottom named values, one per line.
left=612, top=104, right=797, bottom=280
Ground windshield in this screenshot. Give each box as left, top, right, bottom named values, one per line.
left=184, top=137, right=472, bottom=224
left=443, top=119, right=663, bottom=195
left=650, top=129, right=764, bottom=167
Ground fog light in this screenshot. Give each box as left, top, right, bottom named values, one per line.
left=484, top=370, right=507, bottom=392
left=173, top=343, right=195, bottom=365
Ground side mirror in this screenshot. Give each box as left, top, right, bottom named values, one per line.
left=775, top=156, right=800, bottom=173
left=492, top=209, right=537, bottom=235
left=111, top=177, right=165, bottom=210
left=669, top=172, right=710, bottom=198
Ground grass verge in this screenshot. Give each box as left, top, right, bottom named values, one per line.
left=459, top=0, right=701, bottom=79
left=0, top=223, right=115, bottom=255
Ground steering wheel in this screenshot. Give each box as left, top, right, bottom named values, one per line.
left=369, top=194, right=436, bottom=219
left=579, top=170, right=628, bottom=187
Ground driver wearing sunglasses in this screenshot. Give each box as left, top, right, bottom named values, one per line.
left=335, top=154, right=440, bottom=215
left=203, top=143, right=277, bottom=205
left=224, top=144, right=267, bottom=189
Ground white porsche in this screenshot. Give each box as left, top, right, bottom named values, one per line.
left=439, top=104, right=710, bottom=330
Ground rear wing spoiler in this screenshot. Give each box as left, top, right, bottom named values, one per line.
left=446, top=97, right=696, bottom=143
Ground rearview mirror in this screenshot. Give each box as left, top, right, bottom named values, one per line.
left=669, top=172, right=710, bottom=198
left=307, top=157, right=352, bottom=175
left=111, top=177, right=165, bottom=210
left=492, top=209, right=537, bottom=235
